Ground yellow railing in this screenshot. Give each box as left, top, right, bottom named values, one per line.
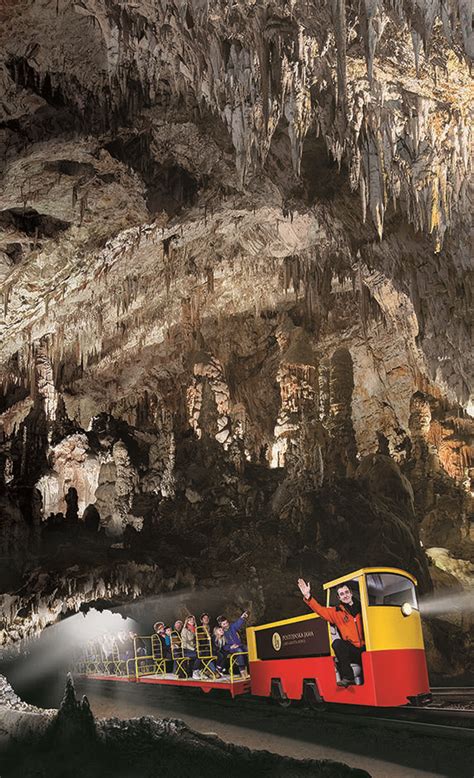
left=126, top=654, right=158, bottom=679
left=229, top=651, right=249, bottom=683
left=170, top=630, right=189, bottom=678
left=83, top=642, right=103, bottom=675
left=108, top=641, right=126, bottom=676
left=77, top=635, right=249, bottom=684
left=126, top=636, right=167, bottom=679
left=196, top=626, right=218, bottom=680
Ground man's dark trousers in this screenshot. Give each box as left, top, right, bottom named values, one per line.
left=332, top=638, right=364, bottom=681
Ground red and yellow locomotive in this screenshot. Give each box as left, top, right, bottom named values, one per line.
left=247, top=566, right=431, bottom=707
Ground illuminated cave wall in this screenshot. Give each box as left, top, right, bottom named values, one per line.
left=0, top=2, right=472, bottom=669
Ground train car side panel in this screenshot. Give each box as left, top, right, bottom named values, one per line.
left=249, top=648, right=429, bottom=707
left=249, top=654, right=378, bottom=706
left=369, top=648, right=430, bottom=706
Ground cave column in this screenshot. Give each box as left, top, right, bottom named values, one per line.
left=325, top=348, right=358, bottom=479
left=34, top=341, right=58, bottom=429
left=187, top=352, right=234, bottom=450
left=408, top=391, right=435, bottom=512
left=270, top=327, right=325, bottom=487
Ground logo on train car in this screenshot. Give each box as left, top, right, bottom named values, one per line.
left=256, top=616, right=330, bottom=660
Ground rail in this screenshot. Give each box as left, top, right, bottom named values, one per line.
left=431, top=686, right=474, bottom=699
left=309, top=708, right=474, bottom=742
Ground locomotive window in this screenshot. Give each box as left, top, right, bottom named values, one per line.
left=366, top=573, right=418, bottom=609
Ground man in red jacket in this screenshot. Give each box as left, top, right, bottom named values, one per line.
left=298, top=578, right=365, bottom=687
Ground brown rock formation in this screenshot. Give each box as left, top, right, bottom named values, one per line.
left=0, top=1, right=472, bottom=677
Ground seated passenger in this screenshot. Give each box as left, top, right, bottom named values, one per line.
left=100, top=632, right=113, bottom=657
left=173, top=619, right=183, bottom=633
left=195, top=618, right=223, bottom=679
left=212, top=626, right=228, bottom=675
left=164, top=626, right=173, bottom=650
left=163, top=626, right=172, bottom=655
left=153, top=622, right=166, bottom=649
left=160, top=626, right=173, bottom=672
left=116, top=630, right=130, bottom=662
left=151, top=622, right=166, bottom=663
left=102, top=633, right=117, bottom=673
left=297, top=578, right=365, bottom=687
left=128, top=630, right=147, bottom=657
left=180, top=615, right=202, bottom=679
left=169, top=629, right=187, bottom=678
left=120, top=638, right=132, bottom=663
left=217, top=611, right=249, bottom=679
left=200, top=613, right=211, bottom=636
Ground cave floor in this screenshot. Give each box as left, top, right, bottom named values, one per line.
left=76, top=679, right=469, bottom=778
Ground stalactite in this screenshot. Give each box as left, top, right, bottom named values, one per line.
left=331, top=0, right=347, bottom=108
left=5, top=0, right=469, bottom=245
left=360, top=0, right=386, bottom=83
left=283, top=255, right=301, bottom=295
left=79, top=194, right=87, bottom=225
left=206, top=267, right=214, bottom=293
left=359, top=268, right=369, bottom=336
left=2, top=287, right=7, bottom=318
left=411, top=29, right=422, bottom=78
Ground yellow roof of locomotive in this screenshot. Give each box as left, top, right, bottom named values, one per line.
left=323, top=567, right=418, bottom=590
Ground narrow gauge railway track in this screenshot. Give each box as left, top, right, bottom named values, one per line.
left=431, top=687, right=474, bottom=700
left=307, top=709, right=474, bottom=742
left=310, top=700, right=474, bottom=724
left=410, top=707, right=474, bottom=723
left=290, top=701, right=474, bottom=737
left=430, top=687, right=474, bottom=711
left=323, top=704, right=474, bottom=735
left=431, top=687, right=474, bottom=694
left=76, top=676, right=474, bottom=741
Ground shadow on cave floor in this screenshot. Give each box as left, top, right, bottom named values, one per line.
left=69, top=678, right=472, bottom=778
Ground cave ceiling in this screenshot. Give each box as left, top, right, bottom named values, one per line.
left=0, top=1, right=472, bottom=649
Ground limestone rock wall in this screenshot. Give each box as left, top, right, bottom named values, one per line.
left=0, top=1, right=472, bottom=669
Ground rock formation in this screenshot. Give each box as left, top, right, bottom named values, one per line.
left=0, top=1, right=472, bottom=674
left=0, top=675, right=371, bottom=777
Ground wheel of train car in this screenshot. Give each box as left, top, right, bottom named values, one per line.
left=302, top=678, right=325, bottom=710
left=306, top=699, right=327, bottom=712
left=270, top=678, right=291, bottom=707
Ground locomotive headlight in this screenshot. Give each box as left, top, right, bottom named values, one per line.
left=401, top=602, right=413, bottom=617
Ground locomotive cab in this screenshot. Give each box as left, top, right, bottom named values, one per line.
left=323, top=568, right=431, bottom=705
left=247, top=566, right=431, bottom=707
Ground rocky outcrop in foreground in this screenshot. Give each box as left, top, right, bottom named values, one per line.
left=0, top=676, right=370, bottom=778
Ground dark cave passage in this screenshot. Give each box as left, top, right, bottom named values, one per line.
left=105, top=135, right=201, bottom=216
left=0, top=207, right=70, bottom=238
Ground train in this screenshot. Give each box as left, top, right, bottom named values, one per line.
left=76, top=566, right=432, bottom=707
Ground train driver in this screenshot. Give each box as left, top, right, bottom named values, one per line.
left=297, top=578, right=365, bottom=687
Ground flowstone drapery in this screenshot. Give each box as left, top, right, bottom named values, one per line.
left=0, top=1, right=472, bottom=671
